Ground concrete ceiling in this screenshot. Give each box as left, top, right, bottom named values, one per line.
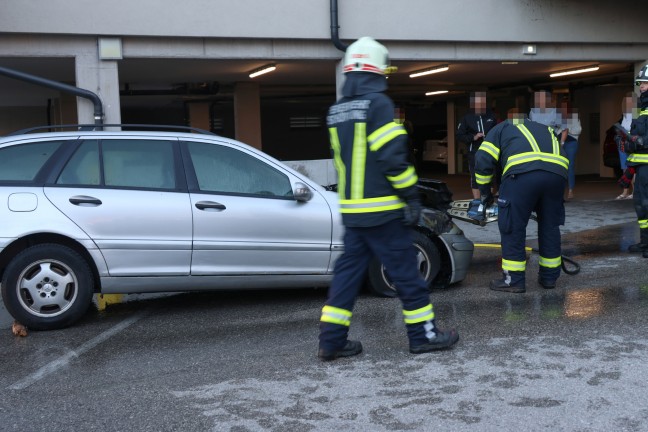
left=0, top=56, right=635, bottom=107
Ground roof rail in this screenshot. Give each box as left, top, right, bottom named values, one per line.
left=7, top=124, right=217, bottom=136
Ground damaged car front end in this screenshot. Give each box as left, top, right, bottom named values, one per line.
left=326, top=179, right=474, bottom=297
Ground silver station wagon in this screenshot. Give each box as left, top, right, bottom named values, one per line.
left=0, top=126, right=473, bottom=330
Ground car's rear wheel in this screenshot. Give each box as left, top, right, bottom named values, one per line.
left=1, top=244, right=94, bottom=330
left=367, top=231, right=441, bottom=298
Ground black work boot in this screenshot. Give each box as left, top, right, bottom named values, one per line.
left=318, top=340, right=363, bottom=361
left=489, top=279, right=525, bottom=293
left=643, top=249, right=648, bottom=258
left=628, top=243, right=648, bottom=253
left=410, top=329, right=459, bottom=354
left=537, top=276, right=556, bottom=289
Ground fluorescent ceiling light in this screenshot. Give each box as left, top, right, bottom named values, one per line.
left=410, top=64, right=449, bottom=78
left=425, top=90, right=449, bottom=96
left=550, top=65, right=599, bottom=78
left=249, top=64, right=277, bottom=78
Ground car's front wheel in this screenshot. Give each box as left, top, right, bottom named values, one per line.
left=367, top=231, right=441, bottom=298
left=1, top=244, right=94, bottom=330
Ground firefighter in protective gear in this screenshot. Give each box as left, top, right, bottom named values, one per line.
left=625, top=65, right=648, bottom=257
left=318, top=37, right=459, bottom=361
left=475, top=109, right=568, bottom=293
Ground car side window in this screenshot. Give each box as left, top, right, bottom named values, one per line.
left=187, top=141, right=293, bottom=198
left=103, top=139, right=176, bottom=189
left=0, top=140, right=63, bottom=181
left=57, top=140, right=100, bottom=185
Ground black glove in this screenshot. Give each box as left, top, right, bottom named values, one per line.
left=480, top=191, right=494, bottom=208
left=403, top=197, right=423, bottom=226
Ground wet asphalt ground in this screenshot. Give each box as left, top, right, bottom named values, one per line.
left=1, top=176, right=647, bottom=431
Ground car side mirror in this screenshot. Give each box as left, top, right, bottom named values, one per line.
left=293, top=182, right=313, bottom=202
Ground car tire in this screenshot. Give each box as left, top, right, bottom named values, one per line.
left=367, top=231, right=441, bottom=298
left=1, top=244, right=94, bottom=330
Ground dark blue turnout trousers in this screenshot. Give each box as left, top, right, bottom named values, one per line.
left=319, top=219, right=434, bottom=352
left=497, top=170, right=566, bottom=285
left=633, top=164, right=648, bottom=245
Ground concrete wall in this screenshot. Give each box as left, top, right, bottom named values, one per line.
left=1, top=0, right=645, bottom=44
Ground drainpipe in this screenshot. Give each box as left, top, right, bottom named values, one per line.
left=330, top=0, right=348, bottom=52
left=0, top=66, right=105, bottom=129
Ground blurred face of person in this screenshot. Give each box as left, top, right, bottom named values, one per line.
left=534, top=91, right=552, bottom=109
left=470, top=92, right=487, bottom=114
left=640, top=82, right=648, bottom=94
left=559, top=101, right=569, bottom=116
left=622, top=95, right=635, bottom=114
left=507, top=108, right=524, bottom=125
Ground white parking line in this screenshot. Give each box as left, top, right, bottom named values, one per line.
left=7, top=313, right=145, bottom=390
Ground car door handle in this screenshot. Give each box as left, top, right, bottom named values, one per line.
left=195, top=201, right=226, bottom=211
left=69, top=195, right=102, bottom=206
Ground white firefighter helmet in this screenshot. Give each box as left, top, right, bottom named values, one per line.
left=635, top=64, right=648, bottom=85
left=343, top=37, right=391, bottom=75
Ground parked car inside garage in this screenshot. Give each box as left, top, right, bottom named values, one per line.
left=0, top=126, right=474, bottom=330
left=422, top=130, right=449, bottom=166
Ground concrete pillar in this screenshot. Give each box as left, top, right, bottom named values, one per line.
left=446, top=100, right=456, bottom=174
left=75, top=50, right=121, bottom=128
left=234, top=82, right=261, bottom=149
left=187, top=102, right=211, bottom=131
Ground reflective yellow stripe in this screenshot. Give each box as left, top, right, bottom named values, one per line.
left=387, top=166, right=418, bottom=189
left=339, top=195, right=406, bottom=213
left=539, top=256, right=562, bottom=268
left=502, top=258, right=526, bottom=272
left=503, top=152, right=569, bottom=174
left=641, top=110, right=648, bottom=116
left=516, top=125, right=541, bottom=152
left=320, top=305, right=352, bottom=326
left=639, top=219, right=648, bottom=229
left=502, top=124, right=568, bottom=174
left=627, top=154, right=648, bottom=163
left=479, top=141, right=500, bottom=160
left=475, top=172, right=493, bottom=185
left=549, top=127, right=561, bottom=154
left=368, top=122, right=407, bottom=151
left=329, top=127, right=347, bottom=200
left=351, top=123, right=367, bottom=199
left=403, top=304, right=435, bottom=324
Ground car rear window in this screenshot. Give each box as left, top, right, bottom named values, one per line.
left=0, top=140, right=63, bottom=181
left=103, top=140, right=176, bottom=189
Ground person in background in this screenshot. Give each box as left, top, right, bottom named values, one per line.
left=615, top=92, right=636, bottom=199
left=456, top=91, right=497, bottom=199
left=557, top=101, right=582, bottom=200
left=529, top=90, right=561, bottom=131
